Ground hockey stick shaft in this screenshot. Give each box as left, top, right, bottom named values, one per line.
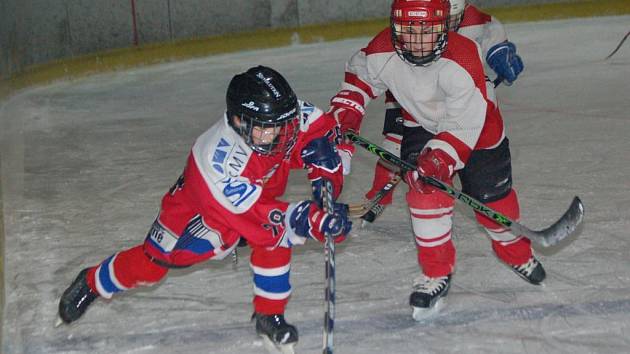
left=346, top=131, right=584, bottom=247
left=605, top=30, right=630, bottom=60
left=493, top=76, right=503, bottom=88
left=320, top=179, right=335, bottom=354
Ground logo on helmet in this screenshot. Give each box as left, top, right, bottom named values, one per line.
left=242, top=101, right=260, bottom=111
left=408, top=10, right=428, bottom=17
left=256, top=72, right=281, bottom=98
left=277, top=107, right=297, bottom=120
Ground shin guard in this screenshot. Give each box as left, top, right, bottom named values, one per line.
left=474, top=189, right=532, bottom=266
left=251, top=246, right=292, bottom=315
left=407, top=186, right=456, bottom=277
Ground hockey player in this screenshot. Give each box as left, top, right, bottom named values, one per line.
left=362, top=0, right=524, bottom=223
left=57, top=66, right=352, bottom=352
left=328, top=0, right=544, bottom=320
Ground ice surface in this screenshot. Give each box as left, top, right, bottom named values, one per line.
left=1, top=16, right=629, bottom=354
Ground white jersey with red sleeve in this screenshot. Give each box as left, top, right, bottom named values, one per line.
left=457, top=4, right=508, bottom=59
left=378, top=5, right=507, bottom=126
left=338, top=29, right=504, bottom=169
left=176, top=100, right=336, bottom=249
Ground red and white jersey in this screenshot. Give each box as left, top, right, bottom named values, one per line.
left=163, top=100, right=336, bottom=249
left=383, top=5, right=507, bottom=122
left=340, top=30, right=504, bottom=169
left=457, top=4, right=508, bottom=60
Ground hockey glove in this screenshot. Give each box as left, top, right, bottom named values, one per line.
left=289, top=200, right=352, bottom=244
left=404, top=148, right=456, bottom=194
left=486, top=41, right=524, bottom=86
left=328, top=90, right=365, bottom=136
left=301, top=137, right=344, bottom=202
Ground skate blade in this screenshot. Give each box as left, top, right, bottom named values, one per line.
left=260, top=335, right=296, bottom=354
left=411, top=298, right=445, bottom=322
left=54, top=316, right=65, bottom=328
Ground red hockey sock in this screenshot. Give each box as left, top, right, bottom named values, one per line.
left=474, top=190, right=533, bottom=266
left=417, top=240, right=456, bottom=277
left=474, top=189, right=520, bottom=231
left=251, top=246, right=292, bottom=315
left=365, top=162, right=397, bottom=205
left=492, top=237, right=532, bottom=266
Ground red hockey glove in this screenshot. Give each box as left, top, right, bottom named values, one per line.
left=404, top=148, right=456, bottom=194
left=328, top=90, right=365, bottom=136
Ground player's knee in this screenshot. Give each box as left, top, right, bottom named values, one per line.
left=94, top=245, right=169, bottom=298
left=121, top=245, right=168, bottom=281
left=474, top=189, right=519, bottom=230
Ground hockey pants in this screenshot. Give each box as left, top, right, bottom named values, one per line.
left=85, top=214, right=293, bottom=315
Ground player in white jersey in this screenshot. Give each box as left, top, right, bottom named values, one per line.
left=362, top=0, right=524, bottom=223
left=57, top=66, right=352, bottom=352
left=329, top=0, right=543, bottom=320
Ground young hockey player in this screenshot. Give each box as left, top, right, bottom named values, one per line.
left=57, top=65, right=351, bottom=353
left=362, top=0, right=524, bottom=223
left=328, top=0, right=543, bottom=320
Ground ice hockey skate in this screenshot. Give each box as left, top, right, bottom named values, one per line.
left=511, top=256, right=546, bottom=285
left=254, top=313, right=298, bottom=354
left=56, top=268, right=98, bottom=327
left=409, top=274, right=451, bottom=321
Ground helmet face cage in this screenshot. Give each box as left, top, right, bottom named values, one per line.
left=235, top=108, right=300, bottom=156
left=390, top=0, right=450, bottom=66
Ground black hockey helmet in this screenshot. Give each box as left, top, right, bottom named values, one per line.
left=226, top=66, right=300, bottom=156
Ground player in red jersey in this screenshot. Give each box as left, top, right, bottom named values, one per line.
left=57, top=66, right=351, bottom=352
left=329, top=0, right=542, bottom=320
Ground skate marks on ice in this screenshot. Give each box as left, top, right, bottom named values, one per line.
left=331, top=297, right=630, bottom=351
left=45, top=322, right=256, bottom=354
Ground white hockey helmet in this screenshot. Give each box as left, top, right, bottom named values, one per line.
left=449, top=0, right=466, bottom=31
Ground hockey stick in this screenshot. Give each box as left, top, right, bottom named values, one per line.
left=345, top=131, right=584, bottom=247
left=605, top=30, right=630, bottom=60
left=320, top=179, right=336, bottom=354
left=348, top=175, right=401, bottom=219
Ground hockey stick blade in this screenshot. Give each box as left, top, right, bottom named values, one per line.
left=509, top=196, right=583, bottom=247
left=347, top=175, right=401, bottom=219
left=346, top=131, right=585, bottom=247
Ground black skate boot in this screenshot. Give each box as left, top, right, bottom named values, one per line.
left=409, top=274, right=451, bottom=321
left=57, top=268, right=98, bottom=325
left=253, top=313, right=298, bottom=354
left=512, top=256, right=546, bottom=285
